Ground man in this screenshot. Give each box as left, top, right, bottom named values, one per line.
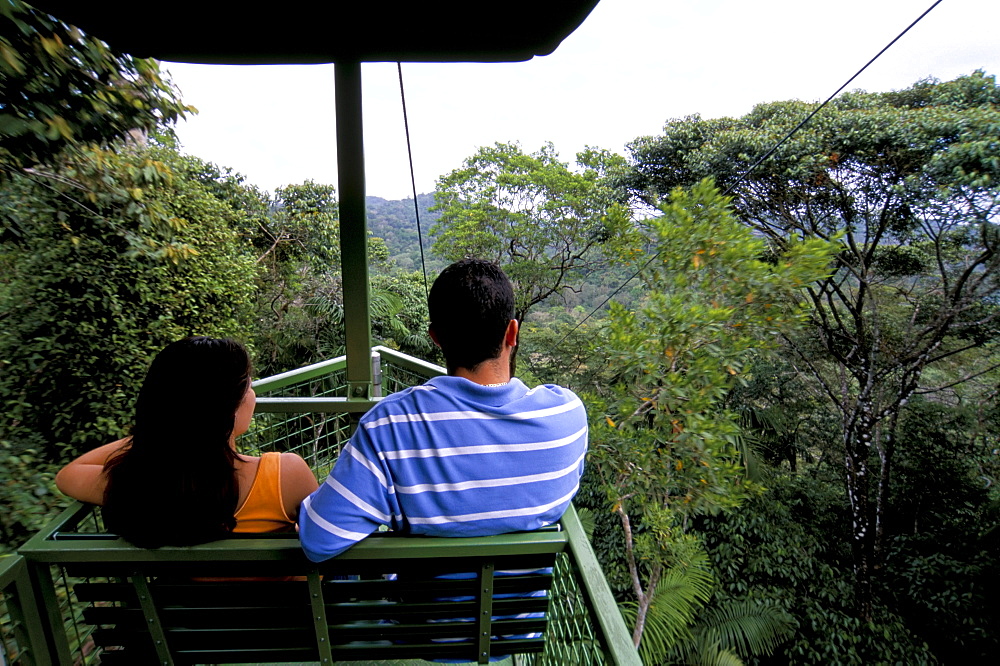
left=299, top=259, right=588, bottom=562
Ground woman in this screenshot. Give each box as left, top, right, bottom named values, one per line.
left=56, top=336, right=319, bottom=548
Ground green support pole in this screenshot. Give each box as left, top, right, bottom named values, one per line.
left=336, top=61, right=373, bottom=400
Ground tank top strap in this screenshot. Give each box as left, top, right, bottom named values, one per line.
left=233, top=452, right=292, bottom=532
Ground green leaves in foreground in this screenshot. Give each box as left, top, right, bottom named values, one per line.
left=0, top=0, right=193, bottom=171
left=592, top=178, right=835, bottom=524
left=618, top=539, right=714, bottom=663
left=590, top=179, right=834, bottom=657
left=618, top=536, right=795, bottom=665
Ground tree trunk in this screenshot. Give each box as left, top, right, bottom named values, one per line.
left=844, top=401, right=875, bottom=622
left=874, top=414, right=896, bottom=569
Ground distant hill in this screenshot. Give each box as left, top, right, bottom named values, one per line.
left=366, top=193, right=446, bottom=273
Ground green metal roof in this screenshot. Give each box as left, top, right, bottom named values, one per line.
left=27, top=0, right=601, bottom=64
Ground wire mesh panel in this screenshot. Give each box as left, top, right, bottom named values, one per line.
left=243, top=349, right=447, bottom=476
left=376, top=346, right=446, bottom=396
left=241, top=411, right=354, bottom=479
left=522, top=552, right=611, bottom=665
left=246, top=356, right=356, bottom=476
left=381, top=360, right=438, bottom=395
left=257, top=368, right=349, bottom=399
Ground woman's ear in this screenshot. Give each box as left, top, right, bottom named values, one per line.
left=233, top=386, right=256, bottom=438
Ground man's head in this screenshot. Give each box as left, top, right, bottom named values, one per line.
left=428, top=259, right=516, bottom=373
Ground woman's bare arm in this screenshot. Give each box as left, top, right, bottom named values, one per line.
left=279, top=452, right=320, bottom=521
left=55, top=439, right=130, bottom=505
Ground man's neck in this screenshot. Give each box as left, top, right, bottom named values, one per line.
left=451, top=358, right=510, bottom=387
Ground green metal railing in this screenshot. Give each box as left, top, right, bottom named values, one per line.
left=16, top=346, right=639, bottom=665
left=244, top=346, right=446, bottom=478
left=0, top=554, right=49, bottom=665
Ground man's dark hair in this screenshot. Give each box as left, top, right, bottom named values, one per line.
left=428, top=259, right=515, bottom=372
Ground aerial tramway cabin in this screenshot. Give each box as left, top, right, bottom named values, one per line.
left=0, top=1, right=640, bottom=663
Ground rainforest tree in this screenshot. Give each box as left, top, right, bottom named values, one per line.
left=615, top=71, right=1000, bottom=620
left=0, top=144, right=260, bottom=460
left=588, top=180, right=833, bottom=658
left=432, top=142, right=633, bottom=331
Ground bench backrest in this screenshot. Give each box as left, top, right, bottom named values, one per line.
left=19, top=504, right=568, bottom=665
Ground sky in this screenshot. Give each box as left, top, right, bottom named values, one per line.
left=163, top=0, right=1000, bottom=201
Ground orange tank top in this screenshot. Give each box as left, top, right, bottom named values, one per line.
left=233, top=452, right=295, bottom=533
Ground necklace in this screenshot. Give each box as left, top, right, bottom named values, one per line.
left=483, top=381, right=509, bottom=387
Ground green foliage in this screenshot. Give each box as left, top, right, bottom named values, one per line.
left=617, top=71, right=1000, bottom=620
left=255, top=180, right=340, bottom=272
left=587, top=179, right=834, bottom=652
left=618, top=536, right=714, bottom=664
left=590, top=179, right=833, bottom=521
left=690, top=600, right=795, bottom=661
left=371, top=271, right=436, bottom=361
left=0, top=442, right=62, bottom=553
left=0, top=0, right=193, bottom=171
left=618, top=534, right=795, bottom=666
left=432, top=141, right=634, bottom=322
left=697, top=473, right=938, bottom=665
left=878, top=400, right=1000, bottom=660
left=248, top=180, right=431, bottom=376
left=0, top=144, right=259, bottom=458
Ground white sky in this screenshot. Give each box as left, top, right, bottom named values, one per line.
left=163, top=0, right=1000, bottom=201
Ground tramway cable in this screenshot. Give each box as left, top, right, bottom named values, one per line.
left=553, top=0, right=945, bottom=349
left=397, top=63, right=431, bottom=301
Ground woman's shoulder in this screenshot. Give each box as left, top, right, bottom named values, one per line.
left=276, top=452, right=320, bottom=509
left=276, top=451, right=308, bottom=467
left=278, top=452, right=318, bottom=482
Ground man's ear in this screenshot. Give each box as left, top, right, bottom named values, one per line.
left=428, top=326, right=442, bottom=349
left=504, top=319, right=519, bottom=347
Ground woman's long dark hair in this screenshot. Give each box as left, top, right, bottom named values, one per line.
left=102, top=337, right=252, bottom=548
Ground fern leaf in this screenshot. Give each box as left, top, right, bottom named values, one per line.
left=697, top=599, right=795, bottom=658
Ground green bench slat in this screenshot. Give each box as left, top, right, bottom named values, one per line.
left=84, top=597, right=551, bottom=629
left=93, top=632, right=545, bottom=664
left=66, top=555, right=557, bottom=580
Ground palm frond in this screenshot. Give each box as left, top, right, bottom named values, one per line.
left=370, top=289, right=404, bottom=319
left=696, top=599, right=795, bottom=658
left=619, top=545, right=716, bottom=665
left=732, top=429, right=763, bottom=483
left=694, top=639, right=745, bottom=666
left=619, top=601, right=693, bottom=666
left=667, top=634, right=746, bottom=666
left=574, top=506, right=596, bottom=540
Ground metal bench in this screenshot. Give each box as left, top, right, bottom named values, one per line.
left=19, top=502, right=637, bottom=665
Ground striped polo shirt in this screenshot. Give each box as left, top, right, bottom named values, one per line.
left=298, top=375, right=588, bottom=562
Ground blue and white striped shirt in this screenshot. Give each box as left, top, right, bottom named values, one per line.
left=299, top=376, right=588, bottom=562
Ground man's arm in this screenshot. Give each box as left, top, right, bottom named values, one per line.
left=298, top=430, right=397, bottom=562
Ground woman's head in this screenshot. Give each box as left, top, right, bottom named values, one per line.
left=132, top=336, right=253, bottom=448
left=104, top=336, right=254, bottom=547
